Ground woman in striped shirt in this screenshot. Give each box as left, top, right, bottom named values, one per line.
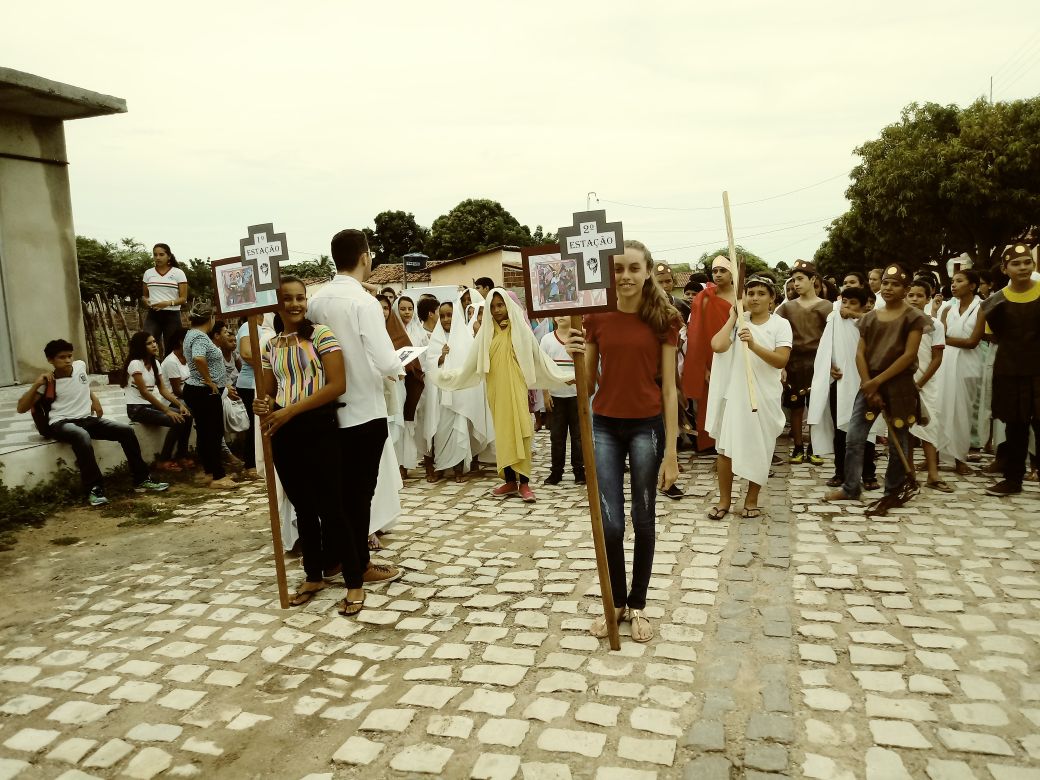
left=252, top=277, right=361, bottom=612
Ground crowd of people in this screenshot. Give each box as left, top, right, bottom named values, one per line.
left=18, top=232, right=1039, bottom=637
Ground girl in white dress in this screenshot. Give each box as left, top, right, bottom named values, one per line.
left=705, top=275, right=792, bottom=518
left=938, top=270, right=985, bottom=474
left=906, top=279, right=951, bottom=492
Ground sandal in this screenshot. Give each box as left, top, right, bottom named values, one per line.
left=826, top=476, right=843, bottom=487
left=926, top=480, right=954, bottom=494
left=863, top=479, right=880, bottom=491
left=706, top=506, right=730, bottom=520
left=628, top=609, right=654, bottom=643
left=590, top=608, right=627, bottom=638
left=368, top=534, right=382, bottom=551
left=156, top=460, right=182, bottom=472
left=337, top=595, right=365, bottom=617
left=741, top=507, right=762, bottom=518
left=290, top=581, right=326, bottom=606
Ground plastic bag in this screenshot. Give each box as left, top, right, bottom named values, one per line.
left=222, top=390, right=250, bottom=433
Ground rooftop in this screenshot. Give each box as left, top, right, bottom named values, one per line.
left=368, top=263, right=432, bottom=285
left=0, top=68, right=126, bottom=120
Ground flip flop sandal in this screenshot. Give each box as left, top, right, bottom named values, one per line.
left=290, top=581, right=326, bottom=607
left=741, top=507, right=763, bottom=518
left=706, top=507, right=730, bottom=520
left=826, top=476, right=844, bottom=487
left=368, top=535, right=382, bottom=551
left=590, top=608, right=628, bottom=638
left=337, top=595, right=365, bottom=617
left=863, top=479, right=880, bottom=491
left=926, top=480, right=954, bottom=493
left=628, top=609, right=654, bottom=643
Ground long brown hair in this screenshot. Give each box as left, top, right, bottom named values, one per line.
left=625, top=239, right=681, bottom=340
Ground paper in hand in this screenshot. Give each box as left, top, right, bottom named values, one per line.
left=396, top=345, right=430, bottom=368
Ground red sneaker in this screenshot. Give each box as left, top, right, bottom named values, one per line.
left=519, top=484, right=536, bottom=503
left=492, top=481, right=519, bottom=498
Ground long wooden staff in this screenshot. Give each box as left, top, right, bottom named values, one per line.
left=247, top=315, right=290, bottom=609
left=571, top=314, right=620, bottom=651
left=722, top=192, right=758, bottom=413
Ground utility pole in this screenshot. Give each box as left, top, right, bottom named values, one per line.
left=990, top=76, right=993, bottom=104
left=587, top=192, right=596, bottom=211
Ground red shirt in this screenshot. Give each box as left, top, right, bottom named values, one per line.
left=584, top=311, right=680, bottom=419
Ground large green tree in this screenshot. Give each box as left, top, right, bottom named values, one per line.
left=281, top=255, right=334, bottom=281
left=424, top=199, right=537, bottom=259
left=76, top=237, right=151, bottom=300
left=365, top=211, right=429, bottom=266
left=818, top=97, right=1040, bottom=276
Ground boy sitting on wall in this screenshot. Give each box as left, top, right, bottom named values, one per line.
left=17, top=339, right=169, bottom=506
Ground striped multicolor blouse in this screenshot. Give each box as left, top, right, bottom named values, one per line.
left=261, top=325, right=341, bottom=409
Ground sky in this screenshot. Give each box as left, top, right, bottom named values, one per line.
left=6, top=2, right=1039, bottom=268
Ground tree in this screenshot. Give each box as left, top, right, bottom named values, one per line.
left=821, top=98, right=1040, bottom=275
left=281, top=255, right=334, bottom=281
left=367, top=211, right=429, bottom=266
left=773, top=260, right=791, bottom=277
left=76, top=236, right=151, bottom=300
left=693, top=246, right=770, bottom=276
left=181, top=258, right=215, bottom=303
left=425, top=199, right=537, bottom=259
left=531, top=225, right=558, bottom=245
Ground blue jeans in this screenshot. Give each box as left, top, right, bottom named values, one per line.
left=841, top=392, right=912, bottom=499
left=593, top=413, right=664, bottom=611
left=50, top=417, right=150, bottom=491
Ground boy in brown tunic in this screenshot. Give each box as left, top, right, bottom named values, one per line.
left=826, top=263, right=931, bottom=501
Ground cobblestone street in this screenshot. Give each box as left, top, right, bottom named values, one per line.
left=1, top=431, right=1038, bottom=779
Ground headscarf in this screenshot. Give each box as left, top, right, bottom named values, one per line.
left=385, top=301, right=424, bottom=420
left=712, top=255, right=733, bottom=273
left=434, top=288, right=573, bottom=392
left=394, top=295, right=425, bottom=344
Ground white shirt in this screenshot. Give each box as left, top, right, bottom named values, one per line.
left=161, top=352, right=189, bottom=392
left=539, top=332, right=577, bottom=398
left=43, top=360, right=93, bottom=424
left=143, top=266, right=188, bottom=310
left=308, top=275, right=403, bottom=428
left=124, top=359, right=165, bottom=405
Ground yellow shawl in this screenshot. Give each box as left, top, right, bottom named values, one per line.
left=487, top=322, right=533, bottom=479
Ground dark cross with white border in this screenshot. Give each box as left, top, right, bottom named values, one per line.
left=558, top=209, right=624, bottom=291
left=240, top=223, right=288, bottom=290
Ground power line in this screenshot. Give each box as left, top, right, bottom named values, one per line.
left=1000, top=49, right=1040, bottom=94
left=595, top=173, right=849, bottom=213
left=620, top=215, right=839, bottom=234
left=992, top=28, right=1040, bottom=82
left=652, top=216, right=839, bottom=255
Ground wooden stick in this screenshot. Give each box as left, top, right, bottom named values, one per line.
left=248, top=315, right=290, bottom=609
left=722, top=192, right=758, bottom=413
left=570, top=314, right=620, bottom=651
left=94, top=295, right=117, bottom=371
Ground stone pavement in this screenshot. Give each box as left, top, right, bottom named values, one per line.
left=0, top=431, right=1038, bottom=779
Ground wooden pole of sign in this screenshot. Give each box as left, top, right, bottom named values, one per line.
left=722, top=192, right=758, bottom=413
left=246, top=315, right=290, bottom=609
left=570, top=314, right=620, bottom=651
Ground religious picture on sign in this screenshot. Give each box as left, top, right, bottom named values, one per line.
left=240, top=223, right=286, bottom=293
left=558, top=209, right=624, bottom=292
left=521, top=248, right=614, bottom=318
left=211, top=256, right=280, bottom=317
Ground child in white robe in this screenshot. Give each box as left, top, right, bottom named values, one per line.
left=425, top=300, right=472, bottom=481
left=907, top=278, right=951, bottom=493
left=705, top=275, right=792, bottom=518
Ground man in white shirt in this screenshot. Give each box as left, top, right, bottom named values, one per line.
left=308, top=230, right=403, bottom=604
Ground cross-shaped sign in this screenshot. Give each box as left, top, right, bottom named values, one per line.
left=239, top=223, right=288, bottom=292
left=557, top=210, right=624, bottom=290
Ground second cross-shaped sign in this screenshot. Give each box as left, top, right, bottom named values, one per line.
left=557, top=209, right=625, bottom=290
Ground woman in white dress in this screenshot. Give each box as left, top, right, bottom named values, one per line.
left=938, top=270, right=986, bottom=474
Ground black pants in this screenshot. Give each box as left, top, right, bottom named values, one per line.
left=144, top=309, right=183, bottom=357
left=1003, top=420, right=1040, bottom=486
left=272, top=405, right=357, bottom=585
left=182, top=384, right=225, bottom=479
left=338, top=418, right=388, bottom=579
left=237, top=388, right=256, bottom=469
left=503, top=466, right=530, bottom=485
left=548, top=396, right=584, bottom=479
left=50, top=417, right=149, bottom=491
left=830, top=383, right=876, bottom=480
left=127, top=404, right=192, bottom=461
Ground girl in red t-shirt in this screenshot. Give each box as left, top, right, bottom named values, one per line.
left=582, top=240, right=681, bottom=643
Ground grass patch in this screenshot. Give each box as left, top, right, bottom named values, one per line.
left=49, top=536, right=81, bottom=546
left=116, top=504, right=176, bottom=527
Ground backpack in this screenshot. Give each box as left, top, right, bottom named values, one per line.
left=31, top=378, right=57, bottom=438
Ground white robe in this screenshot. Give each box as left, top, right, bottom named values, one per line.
left=938, top=297, right=983, bottom=461
left=910, top=316, right=947, bottom=448
left=807, top=312, right=861, bottom=456
left=705, top=315, right=792, bottom=486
